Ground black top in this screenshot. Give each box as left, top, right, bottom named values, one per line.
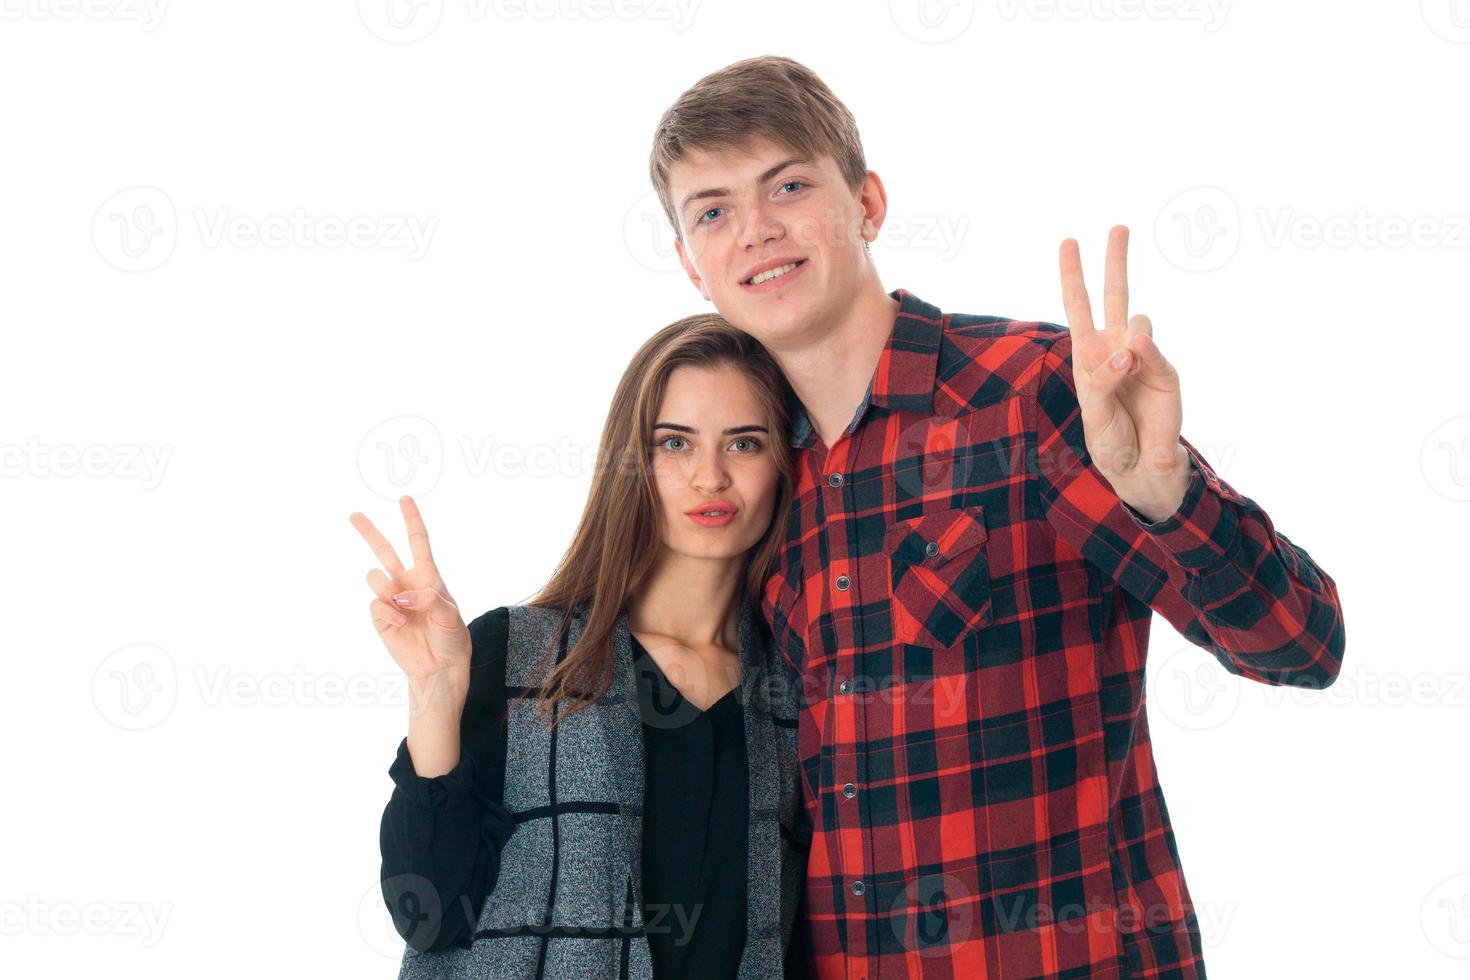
left=379, top=606, right=750, bottom=979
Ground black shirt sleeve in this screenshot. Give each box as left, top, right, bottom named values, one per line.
left=379, top=605, right=515, bottom=953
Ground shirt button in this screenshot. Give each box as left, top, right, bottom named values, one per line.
left=924, top=540, right=940, bottom=557
left=838, top=679, right=852, bottom=695
left=851, top=880, right=866, bottom=896
left=842, top=782, right=856, bottom=798
left=835, top=575, right=850, bottom=591
left=828, top=472, right=843, bottom=488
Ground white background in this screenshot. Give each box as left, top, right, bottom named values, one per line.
left=3, top=1, right=1468, bottom=976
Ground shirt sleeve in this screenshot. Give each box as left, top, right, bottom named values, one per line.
left=1028, top=330, right=1346, bottom=688
left=379, top=605, right=516, bottom=953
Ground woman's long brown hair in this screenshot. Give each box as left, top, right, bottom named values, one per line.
left=524, top=314, right=794, bottom=729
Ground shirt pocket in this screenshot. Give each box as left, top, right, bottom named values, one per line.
left=884, top=505, right=994, bottom=650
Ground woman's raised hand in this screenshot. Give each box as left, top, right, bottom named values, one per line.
left=350, top=496, right=472, bottom=684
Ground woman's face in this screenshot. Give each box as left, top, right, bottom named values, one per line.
left=648, top=363, right=781, bottom=563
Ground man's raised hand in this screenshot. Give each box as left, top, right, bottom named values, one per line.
left=1058, top=224, right=1191, bottom=522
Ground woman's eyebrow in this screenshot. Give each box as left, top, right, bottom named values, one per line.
left=652, top=423, right=769, bottom=435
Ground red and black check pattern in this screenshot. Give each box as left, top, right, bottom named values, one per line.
left=761, top=289, right=1345, bottom=979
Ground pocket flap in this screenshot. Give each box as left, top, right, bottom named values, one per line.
left=883, top=507, right=988, bottom=569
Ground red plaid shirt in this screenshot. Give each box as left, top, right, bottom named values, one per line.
left=761, top=288, right=1345, bottom=979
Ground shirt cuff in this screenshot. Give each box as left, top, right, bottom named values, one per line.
left=1122, top=439, right=1243, bottom=571
left=388, top=736, right=479, bottom=810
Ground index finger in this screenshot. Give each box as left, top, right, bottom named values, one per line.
left=349, top=511, right=407, bottom=579
left=1059, top=238, right=1095, bottom=338
left=400, top=495, right=436, bottom=565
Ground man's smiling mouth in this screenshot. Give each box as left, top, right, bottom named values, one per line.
left=743, top=259, right=806, bottom=286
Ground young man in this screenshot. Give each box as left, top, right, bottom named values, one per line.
left=650, top=56, right=1345, bottom=979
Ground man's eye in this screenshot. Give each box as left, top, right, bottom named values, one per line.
left=698, top=207, right=724, bottom=224
left=778, top=180, right=805, bottom=195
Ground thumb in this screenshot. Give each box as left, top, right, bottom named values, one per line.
left=1083, top=344, right=1133, bottom=410
left=391, top=588, right=463, bottom=633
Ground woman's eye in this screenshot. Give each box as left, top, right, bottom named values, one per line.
left=658, top=436, right=687, bottom=452
left=730, top=437, right=764, bottom=453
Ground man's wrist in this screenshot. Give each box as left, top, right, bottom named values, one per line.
left=1118, top=444, right=1192, bottom=524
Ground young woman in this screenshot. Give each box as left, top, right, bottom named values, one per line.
left=355, top=315, right=810, bottom=979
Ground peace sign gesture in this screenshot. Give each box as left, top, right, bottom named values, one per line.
left=1058, top=225, right=1191, bottom=521
left=350, top=495, right=472, bottom=684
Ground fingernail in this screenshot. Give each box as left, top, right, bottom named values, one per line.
left=392, top=592, right=412, bottom=606
left=1111, top=350, right=1129, bottom=371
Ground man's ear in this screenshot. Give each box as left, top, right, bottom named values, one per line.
left=675, top=237, right=712, bottom=302
left=858, top=170, right=889, bottom=246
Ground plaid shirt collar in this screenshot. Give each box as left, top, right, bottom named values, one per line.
left=787, top=287, right=943, bottom=449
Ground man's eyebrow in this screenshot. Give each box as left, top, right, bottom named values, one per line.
left=677, top=156, right=812, bottom=216
left=652, top=423, right=770, bottom=436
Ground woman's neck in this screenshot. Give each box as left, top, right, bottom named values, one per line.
left=627, top=550, right=745, bottom=650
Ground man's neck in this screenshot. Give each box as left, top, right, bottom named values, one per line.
left=771, top=281, right=900, bottom=450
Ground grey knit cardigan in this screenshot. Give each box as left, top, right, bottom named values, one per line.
left=396, top=594, right=809, bottom=979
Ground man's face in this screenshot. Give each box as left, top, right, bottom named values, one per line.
left=669, top=137, right=884, bottom=346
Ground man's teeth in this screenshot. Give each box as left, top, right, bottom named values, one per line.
left=749, top=262, right=799, bottom=285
